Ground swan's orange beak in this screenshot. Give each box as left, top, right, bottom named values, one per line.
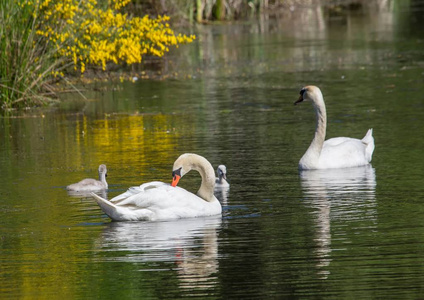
left=172, top=174, right=181, bottom=187
left=172, top=168, right=182, bottom=187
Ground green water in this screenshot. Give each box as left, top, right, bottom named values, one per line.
left=1, top=3, right=424, bottom=298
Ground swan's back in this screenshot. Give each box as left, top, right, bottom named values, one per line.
left=319, top=138, right=368, bottom=169
left=110, top=181, right=167, bottom=203
left=314, top=129, right=374, bottom=169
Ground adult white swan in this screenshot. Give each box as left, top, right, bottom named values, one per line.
left=91, top=153, right=222, bottom=221
left=67, top=164, right=108, bottom=191
left=294, top=86, right=374, bottom=170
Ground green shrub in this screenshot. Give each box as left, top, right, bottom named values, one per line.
left=0, top=0, right=195, bottom=110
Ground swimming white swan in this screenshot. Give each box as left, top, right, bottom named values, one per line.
left=90, top=153, right=222, bottom=221
left=67, top=164, right=108, bottom=191
left=294, top=86, right=375, bottom=170
left=215, top=165, right=230, bottom=188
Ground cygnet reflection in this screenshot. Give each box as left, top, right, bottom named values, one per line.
left=67, top=189, right=108, bottom=199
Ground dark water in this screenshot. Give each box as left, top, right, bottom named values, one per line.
left=1, top=3, right=424, bottom=298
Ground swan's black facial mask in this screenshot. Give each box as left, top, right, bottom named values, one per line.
left=294, top=88, right=307, bottom=105
left=172, top=167, right=182, bottom=178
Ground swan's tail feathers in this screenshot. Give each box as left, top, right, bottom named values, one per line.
left=362, top=128, right=375, bottom=162
left=362, top=128, right=373, bottom=143
left=91, top=192, right=121, bottom=221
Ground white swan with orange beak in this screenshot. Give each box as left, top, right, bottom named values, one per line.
left=91, top=153, right=222, bottom=221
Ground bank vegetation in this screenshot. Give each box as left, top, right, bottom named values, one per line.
left=1, top=0, right=397, bottom=110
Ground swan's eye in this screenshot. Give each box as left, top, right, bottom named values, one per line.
left=172, top=167, right=182, bottom=178
left=300, top=88, right=307, bottom=96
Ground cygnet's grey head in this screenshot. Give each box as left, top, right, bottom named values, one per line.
left=98, top=164, right=107, bottom=179
left=217, top=165, right=227, bottom=180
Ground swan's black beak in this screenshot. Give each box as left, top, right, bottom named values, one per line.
left=294, top=94, right=304, bottom=105
left=171, top=168, right=182, bottom=187
left=295, top=87, right=307, bottom=105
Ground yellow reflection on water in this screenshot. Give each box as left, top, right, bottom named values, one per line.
left=71, top=113, right=194, bottom=184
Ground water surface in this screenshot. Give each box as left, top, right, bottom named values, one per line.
left=1, top=3, right=424, bottom=298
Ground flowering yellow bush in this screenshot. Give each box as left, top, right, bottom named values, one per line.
left=29, top=0, right=195, bottom=73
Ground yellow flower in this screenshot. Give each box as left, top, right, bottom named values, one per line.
left=31, top=0, right=194, bottom=74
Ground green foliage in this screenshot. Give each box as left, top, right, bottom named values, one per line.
left=0, top=0, right=194, bottom=110
left=0, top=0, right=62, bottom=109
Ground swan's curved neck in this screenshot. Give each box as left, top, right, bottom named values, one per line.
left=304, top=96, right=327, bottom=161
left=190, top=157, right=216, bottom=202
left=194, top=165, right=215, bottom=202
left=175, top=154, right=217, bottom=202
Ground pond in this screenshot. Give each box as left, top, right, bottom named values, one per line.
left=1, top=2, right=424, bottom=298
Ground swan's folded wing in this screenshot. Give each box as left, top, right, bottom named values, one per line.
left=324, top=137, right=356, bottom=147
left=139, top=181, right=168, bottom=191
left=110, top=181, right=168, bottom=203
left=321, top=138, right=368, bottom=168
left=91, top=193, right=154, bottom=221
left=110, top=187, right=141, bottom=203
left=323, top=138, right=365, bottom=155
left=111, top=184, right=177, bottom=208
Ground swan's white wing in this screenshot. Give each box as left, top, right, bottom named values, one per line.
left=323, top=137, right=355, bottom=147
left=322, top=130, right=374, bottom=167
left=142, top=187, right=221, bottom=220
left=139, top=181, right=169, bottom=190
left=112, top=184, right=179, bottom=208
left=322, top=138, right=366, bottom=155
left=320, top=138, right=369, bottom=168
left=110, top=187, right=140, bottom=203
left=110, top=181, right=168, bottom=203
left=92, top=193, right=154, bottom=221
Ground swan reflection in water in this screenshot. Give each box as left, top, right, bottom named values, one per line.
left=67, top=189, right=107, bottom=199
left=299, top=165, right=376, bottom=279
left=96, top=217, right=221, bottom=293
